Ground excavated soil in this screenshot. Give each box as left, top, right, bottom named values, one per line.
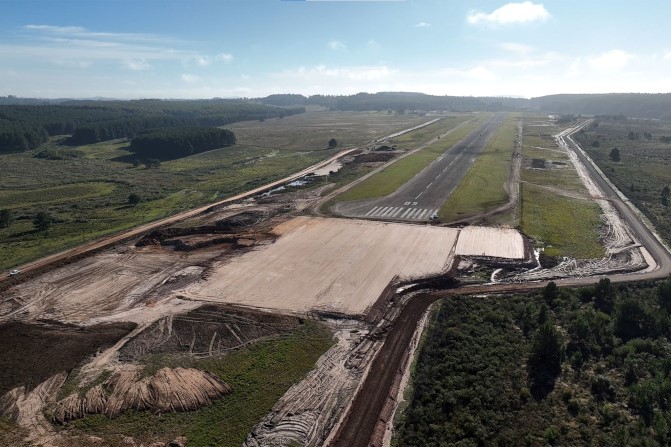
left=119, top=305, right=300, bottom=361
left=50, top=367, right=231, bottom=423
left=0, top=321, right=136, bottom=397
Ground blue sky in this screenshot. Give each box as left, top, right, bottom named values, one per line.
left=1, top=0, right=670, bottom=98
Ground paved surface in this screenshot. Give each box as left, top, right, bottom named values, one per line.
left=336, top=113, right=506, bottom=222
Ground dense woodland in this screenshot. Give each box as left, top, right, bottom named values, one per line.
left=259, top=92, right=671, bottom=120
left=0, top=100, right=304, bottom=152
left=397, top=279, right=671, bottom=447
left=2, top=93, right=670, bottom=154
left=129, top=127, right=236, bottom=160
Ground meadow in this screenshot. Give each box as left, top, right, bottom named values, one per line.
left=0, top=111, right=424, bottom=271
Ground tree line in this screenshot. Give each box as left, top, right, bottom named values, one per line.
left=128, top=127, right=236, bottom=160
left=0, top=100, right=304, bottom=152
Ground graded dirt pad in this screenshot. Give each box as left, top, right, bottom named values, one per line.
left=178, top=217, right=459, bottom=316
left=0, top=321, right=136, bottom=397
left=455, top=226, right=525, bottom=259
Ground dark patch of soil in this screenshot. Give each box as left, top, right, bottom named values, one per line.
left=354, top=153, right=395, bottom=163
left=0, top=321, right=136, bottom=396
left=531, top=158, right=546, bottom=169
left=215, top=210, right=266, bottom=229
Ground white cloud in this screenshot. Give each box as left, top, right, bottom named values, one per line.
left=589, top=50, right=632, bottom=70
left=123, top=59, right=151, bottom=71
left=664, top=51, right=671, bottom=60
left=216, top=53, right=233, bottom=63
left=328, top=39, right=347, bottom=51
left=467, top=2, right=551, bottom=25
left=499, top=42, right=534, bottom=55
left=181, top=73, right=201, bottom=84
left=277, top=65, right=396, bottom=82
left=415, top=22, right=431, bottom=28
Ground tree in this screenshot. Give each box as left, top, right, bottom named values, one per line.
left=614, top=300, right=654, bottom=341
left=658, top=278, right=671, bottom=312
left=33, top=211, right=53, bottom=232
left=0, top=209, right=12, bottom=228
left=328, top=138, right=337, bottom=148
left=543, top=282, right=560, bottom=307
left=590, top=140, right=600, bottom=148
left=662, top=185, right=670, bottom=206
left=528, top=322, right=564, bottom=398
left=128, top=193, right=141, bottom=205
left=609, top=147, right=621, bottom=162
left=594, top=277, right=615, bottom=314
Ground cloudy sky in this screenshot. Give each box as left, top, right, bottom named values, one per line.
left=1, top=0, right=669, bottom=98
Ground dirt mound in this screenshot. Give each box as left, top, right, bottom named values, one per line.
left=135, top=224, right=276, bottom=251
left=51, top=367, right=231, bottom=423
left=353, top=153, right=395, bottom=163
left=119, top=305, right=300, bottom=361
left=215, top=210, right=267, bottom=229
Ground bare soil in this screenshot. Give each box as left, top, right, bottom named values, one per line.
left=0, top=321, right=136, bottom=397
left=177, top=217, right=459, bottom=316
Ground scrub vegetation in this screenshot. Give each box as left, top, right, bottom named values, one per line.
left=574, top=117, right=671, bottom=247
left=397, top=278, right=671, bottom=447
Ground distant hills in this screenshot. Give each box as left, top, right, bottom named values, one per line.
left=2, top=92, right=671, bottom=120
left=257, top=92, right=671, bottom=120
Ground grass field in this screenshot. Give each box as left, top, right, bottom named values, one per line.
left=66, top=321, right=334, bottom=447
left=335, top=114, right=486, bottom=202
left=574, top=118, right=671, bottom=246
left=521, top=183, right=604, bottom=258
left=512, top=115, right=605, bottom=259
left=0, top=111, right=425, bottom=271
left=438, top=115, right=517, bottom=221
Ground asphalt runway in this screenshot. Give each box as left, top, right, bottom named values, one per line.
left=336, top=113, right=506, bottom=222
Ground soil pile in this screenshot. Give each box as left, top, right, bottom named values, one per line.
left=51, top=367, right=231, bottom=423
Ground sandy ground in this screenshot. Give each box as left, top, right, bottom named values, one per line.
left=177, top=217, right=459, bottom=316
left=1, top=246, right=213, bottom=324
left=455, top=226, right=525, bottom=259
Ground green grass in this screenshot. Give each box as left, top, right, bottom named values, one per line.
left=0, top=111, right=427, bottom=271
left=439, top=115, right=516, bottom=221
left=521, top=183, right=604, bottom=258
left=521, top=167, right=588, bottom=193
left=335, top=114, right=487, bottom=202
left=66, top=321, right=334, bottom=447
left=0, top=182, right=117, bottom=209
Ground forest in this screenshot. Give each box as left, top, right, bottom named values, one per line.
left=0, top=99, right=304, bottom=152
left=128, top=127, right=236, bottom=160
left=258, top=92, right=671, bottom=120
left=396, top=278, right=671, bottom=447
